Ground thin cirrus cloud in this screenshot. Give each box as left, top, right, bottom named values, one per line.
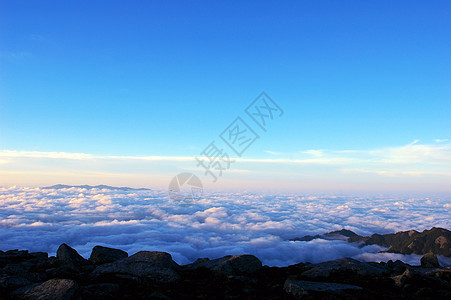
left=0, top=140, right=450, bottom=191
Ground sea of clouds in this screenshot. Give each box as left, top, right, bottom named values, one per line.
left=0, top=186, right=450, bottom=267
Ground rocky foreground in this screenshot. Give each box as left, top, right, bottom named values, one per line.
left=1, top=243, right=450, bottom=299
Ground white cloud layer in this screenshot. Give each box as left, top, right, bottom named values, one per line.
left=0, top=187, right=449, bottom=267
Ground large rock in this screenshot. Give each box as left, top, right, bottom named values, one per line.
left=19, top=278, right=78, bottom=300
left=89, top=246, right=128, bottom=265
left=301, top=257, right=390, bottom=278
left=0, top=250, right=31, bottom=268
left=56, top=244, right=88, bottom=268
left=284, top=278, right=362, bottom=298
left=91, top=251, right=180, bottom=283
left=386, top=259, right=408, bottom=274
left=2, top=260, right=47, bottom=282
left=184, top=254, right=262, bottom=276
left=420, top=252, right=440, bottom=268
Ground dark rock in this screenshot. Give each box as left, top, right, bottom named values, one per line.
left=90, top=251, right=180, bottom=283
left=89, top=246, right=128, bottom=265
left=125, top=251, right=179, bottom=268
left=9, top=283, right=40, bottom=298
left=426, top=269, right=451, bottom=281
left=392, top=269, right=418, bottom=286
left=29, top=252, right=48, bottom=260
left=0, top=250, right=30, bottom=267
left=387, top=259, right=408, bottom=275
left=395, top=268, right=448, bottom=295
left=421, top=252, right=440, bottom=268
left=284, top=278, right=362, bottom=297
left=2, top=261, right=47, bottom=282
left=56, top=243, right=88, bottom=268
left=19, top=278, right=78, bottom=300
left=79, top=283, right=120, bottom=299
left=301, top=257, right=390, bottom=278
left=81, top=264, right=96, bottom=273
left=0, top=274, right=31, bottom=289
left=184, top=254, right=262, bottom=276
left=45, top=266, right=80, bottom=280
left=4, top=250, right=29, bottom=257
left=387, top=259, right=407, bottom=268
left=191, top=257, right=210, bottom=265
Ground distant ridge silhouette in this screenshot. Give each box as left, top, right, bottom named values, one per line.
left=292, top=227, right=451, bottom=257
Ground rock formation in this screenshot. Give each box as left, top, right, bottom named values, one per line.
left=1, top=242, right=450, bottom=299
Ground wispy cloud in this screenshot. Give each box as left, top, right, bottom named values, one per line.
left=0, top=150, right=194, bottom=162
left=1, top=140, right=450, bottom=190
left=264, top=150, right=282, bottom=156
left=341, top=168, right=451, bottom=177
left=303, top=150, right=324, bottom=157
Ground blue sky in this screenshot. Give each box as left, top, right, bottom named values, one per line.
left=0, top=1, right=450, bottom=191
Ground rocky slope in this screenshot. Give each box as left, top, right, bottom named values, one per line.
left=293, top=227, right=451, bottom=257
left=349, top=227, right=451, bottom=256
left=1, top=243, right=450, bottom=299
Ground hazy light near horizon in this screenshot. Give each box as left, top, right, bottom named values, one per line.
left=0, top=140, right=450, bottom=192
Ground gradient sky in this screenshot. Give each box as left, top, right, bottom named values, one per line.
left=0, top=1, right=450, bottom=191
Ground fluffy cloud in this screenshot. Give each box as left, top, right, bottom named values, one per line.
left=0, top=187, right=450, bottom=267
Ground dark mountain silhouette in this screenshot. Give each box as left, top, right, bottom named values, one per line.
left=291, top=229, right=358, bottom=242
left=293, top=227, right=451, bottom=257
left=42, top=184, right=151, bottom=191
left=349, top=227, right=451, bottom=257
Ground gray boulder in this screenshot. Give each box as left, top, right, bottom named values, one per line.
left=420, top=252, right=440, bottom=268
left=89, top=246, right=128, bottom=265
left=301, top=257, right=390, bottom=278
left=184, top=254, right=262, bottom=276
left=91, top=251, right=180, bottom=283
left=56, top=244, right=88, bottom=269
left=19, top=278, right=78, bottom=300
